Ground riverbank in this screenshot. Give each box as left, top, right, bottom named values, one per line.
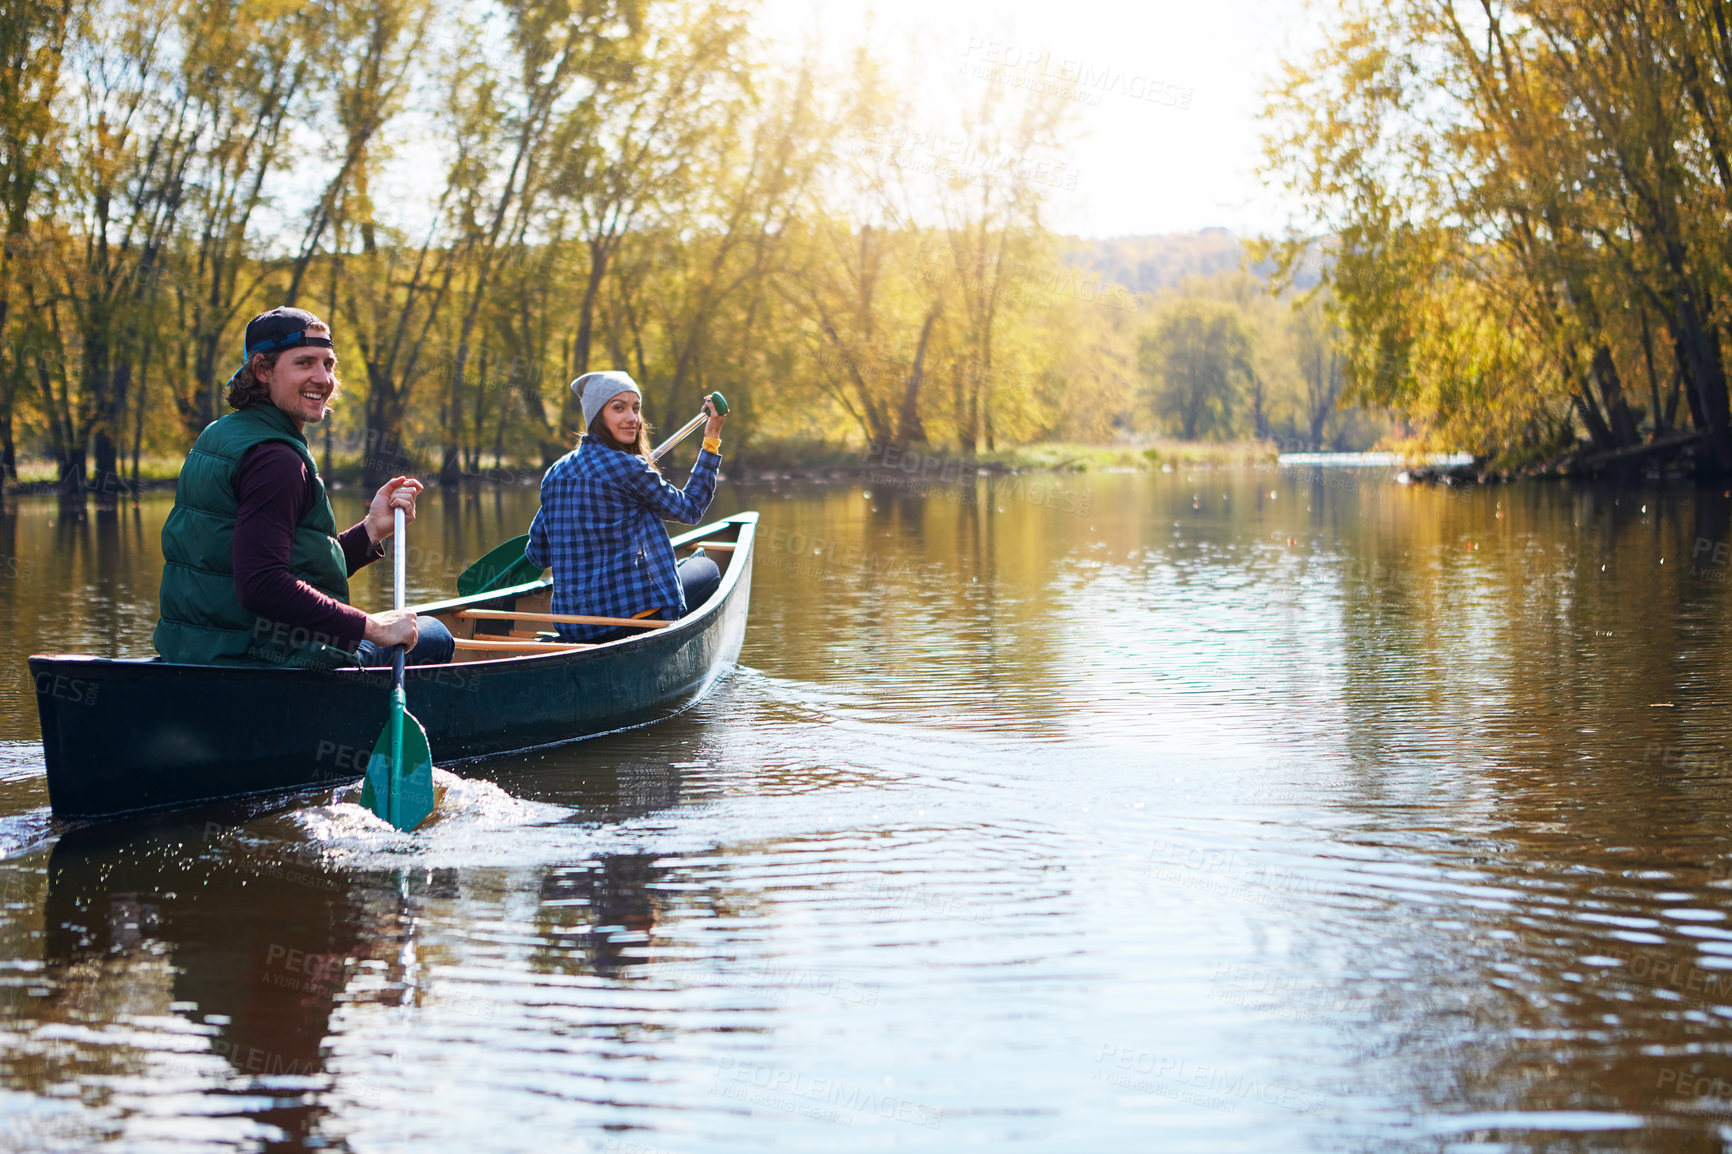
left=1398, top=430, right=1711, bottom=488
left=730, top=438, right=1282, bottom=485
left=5, top=438, right=1289, bottom=497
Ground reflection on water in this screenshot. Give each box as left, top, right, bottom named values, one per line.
left=3, top=468, right=1732, bottom=1149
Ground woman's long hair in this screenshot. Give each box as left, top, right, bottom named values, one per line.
left=586, top=409, right=658, bottom=473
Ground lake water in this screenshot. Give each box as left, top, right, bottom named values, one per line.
left=2, top=463, right=1732, bottom=1152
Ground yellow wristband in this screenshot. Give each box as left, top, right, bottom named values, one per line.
left=702, top=437, right=722, bottom=454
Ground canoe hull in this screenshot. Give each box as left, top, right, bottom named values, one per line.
left=32, top=513, right=756, bottom=820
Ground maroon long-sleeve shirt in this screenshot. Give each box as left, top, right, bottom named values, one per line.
left=232, top=441, right=383, bottom=651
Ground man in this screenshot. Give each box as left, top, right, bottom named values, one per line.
left=154, top=306, right=453, bottom=668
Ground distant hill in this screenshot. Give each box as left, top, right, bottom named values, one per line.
left=1064, top=229, right=1324, bottom=297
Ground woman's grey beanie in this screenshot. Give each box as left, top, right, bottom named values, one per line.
left=572, top=371, right=641, bottom=429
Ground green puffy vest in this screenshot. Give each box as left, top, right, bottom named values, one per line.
left=154, top=405, right=357, bottom=668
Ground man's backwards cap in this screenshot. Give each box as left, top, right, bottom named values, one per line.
left=227, top=306, right=333, bottom=389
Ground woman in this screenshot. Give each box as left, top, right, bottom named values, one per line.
left=525, top=371, right=726, bottom=643
left=155, top=305, right=453, bottom=668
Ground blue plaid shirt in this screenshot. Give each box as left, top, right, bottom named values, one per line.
left=524, top=438, right=720, bottom=641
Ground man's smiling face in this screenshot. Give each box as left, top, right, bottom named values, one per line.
left=259, top=326, right=337, bottom=427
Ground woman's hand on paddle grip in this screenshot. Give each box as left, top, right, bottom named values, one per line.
left=702, top=396, right=727, bottom=440
left=365, top=476, right=423, bottom=546
left=363, top=608, right=418, bottom=649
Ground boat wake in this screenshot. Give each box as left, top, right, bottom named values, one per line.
left=0, top=742, right=54, bottom=859
left=0, top=808, right=54, bottom=862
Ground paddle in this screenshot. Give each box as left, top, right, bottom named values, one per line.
left=455, top=533, right=538, bottom=598
left=360, top=506, right=435, bottom=831
left=454, top=392, right=729, bottom=597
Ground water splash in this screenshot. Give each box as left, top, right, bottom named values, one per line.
left=282, top=768, right=571, bottom=864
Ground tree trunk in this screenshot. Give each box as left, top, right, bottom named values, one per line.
left=466, top=347, right=488, bottom=474
left=1181, top=357, right=1203, bottom=440
left=1574, top=384, right=1617, bottom=452
left=961, top=362, right=981, bottom=455
left=1672, top=324, right=1709, bottom=434
left=1590, top=344, right=1640, bottom=448
left=0, top=247, right=18, bottom=483
left=31, top=338, right=72, bottom=485
left=0, top=407, right=13, bottom=484
left=439, top=341, right=468, bottom=488
left=362, top=368, right=413, bottom=490
left=492, top=376, right=512, bottom=471
left=895, top=307, right=940, bottom=448
left=131, top=347, right=149, bottom=495
left=0, top=359, right=14, bottom=483
left=1250, top=372, right=1269, bottom=440
left=182, top=326, right=223, bottom=438
left=56, top=444, right=85, bottom=503
left=1307, top=355, right=1331, bottom=448
left=91, top=431, right=121, bottom=500
left=1667, top=273, right=1732, bottom=472
left=89, top=357, right=131, bottom=501
left=1640, top=310, right=1669, bottom=435
left=1667, top=356, right=1684, bottom=431
left=951, top=363, right=974, bottom=456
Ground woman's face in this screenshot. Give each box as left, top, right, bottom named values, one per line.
left=601, top=393, right=642, bottom=445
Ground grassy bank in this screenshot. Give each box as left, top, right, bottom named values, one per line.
left=730, top=437, right=1280, bottom=474
left=11, top=456, right=186, bottom=493
left=975, top=440, right=1280, bottom=471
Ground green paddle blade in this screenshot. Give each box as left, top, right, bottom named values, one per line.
left=360, top=688, right=435, bottom=831
left=456, top=533, right=543, bottom=597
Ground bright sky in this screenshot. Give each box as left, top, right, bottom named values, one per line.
left=754, top=0, right=1320, bottom=239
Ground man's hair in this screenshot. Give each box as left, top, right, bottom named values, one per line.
left=586, top=410, right=658, bottom=472
left=227, top=333, right=342, bottom=412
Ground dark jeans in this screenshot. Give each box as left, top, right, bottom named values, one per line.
left=354, top=616, right=455, bottom=667
left=680, top=554, right=722, bottom=613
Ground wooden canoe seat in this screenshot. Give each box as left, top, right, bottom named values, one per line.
left=457, top=608, right=670, bottom=630
left=450, top=637, right=593, bottom=653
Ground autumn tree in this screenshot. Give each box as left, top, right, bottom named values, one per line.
left=1139, top=298, right=1252, bottom=440
left=1263, top=0, right=1732, bottom=471
left=0, top=0, right=71, bottom=482
left=160, top=0, right=316, bottom=442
